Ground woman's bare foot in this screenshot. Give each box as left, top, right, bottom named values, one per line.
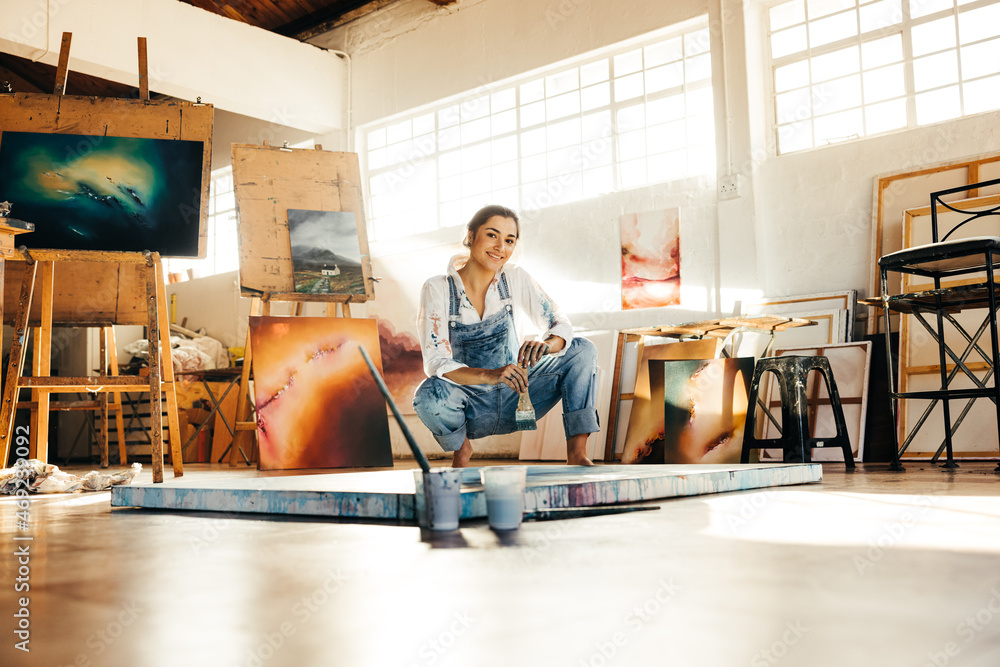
left=566, top=435, right=595, bottom=466
left=452, top=439, right=473, bottom=468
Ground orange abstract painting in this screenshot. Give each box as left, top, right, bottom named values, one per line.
left=620, top=208, right=680, bottom=310
left=249, top=316, right=392, bottom=471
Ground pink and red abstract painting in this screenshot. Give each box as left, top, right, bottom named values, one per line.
left=620, top=208, right=680, bottom=310
left=249, top=316, right=392, bottom=471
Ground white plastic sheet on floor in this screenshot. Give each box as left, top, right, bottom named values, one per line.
left=0, top=460, right=141, bottom=494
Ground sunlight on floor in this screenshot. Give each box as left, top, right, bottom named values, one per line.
left=698, top=490, right=1000, bottom=553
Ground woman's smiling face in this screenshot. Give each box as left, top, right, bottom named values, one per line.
left=468, top=215, right=518, bottom=271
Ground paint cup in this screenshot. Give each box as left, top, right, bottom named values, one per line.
left=481, top=466, right=528, bottom=531
left=415, top=468, right=462, bottom=531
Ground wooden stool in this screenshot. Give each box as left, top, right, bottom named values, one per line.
left=741, top=355, right=855, bottom=469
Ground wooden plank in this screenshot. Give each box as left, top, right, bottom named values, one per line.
left=231, top=144, right=374, bottom=300
left=16, top=400, right=102, bottom=410
left=155, top=260, right=183, bottom=476
left=107, top=327, right=128, bottom=464
left=99, top=326, right=109, bottom=467
left=28, top=324, right=39, bottom=460
left=53, top=33, right=72, bottom=96
left=0, top=262, right=36, bottom=464
left=0, top=93, right=214, bottom=260
left=35, top=262, right=54, bottom=462
left=603, top=331, right=628, bottom=462
left=1, top=261, right=150, bottom=325
left=145, top=255, right=163, bottom=482
left=18, top=376, right=150, bottom=388
left=137, top=38, right=149, bottom=101
left=906, top=362, right=991, bottom=375
left=230, top=296, right=261, bottom=466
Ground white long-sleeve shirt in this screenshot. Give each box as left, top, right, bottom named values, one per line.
left=417, top=255, right=574, bottom=380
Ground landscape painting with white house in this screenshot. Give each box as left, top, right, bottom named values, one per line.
left=288, top=209, right=366, bottom=295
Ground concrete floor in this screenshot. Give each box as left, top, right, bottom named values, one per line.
left=3, top=460, right=1000, bottom=667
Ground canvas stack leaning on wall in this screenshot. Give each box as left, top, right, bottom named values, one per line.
left=868, top=153, right=1000, bottom=335
left=745, top=290, right=857, bottom=347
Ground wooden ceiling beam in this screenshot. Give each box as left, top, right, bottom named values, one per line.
left=0, top=63, right=44, bottom=93
left=292, top=0, right=399, bottom=40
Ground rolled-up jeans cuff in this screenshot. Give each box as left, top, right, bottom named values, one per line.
left=433, top=426, right=469, bottom=452
left=563, top=407, right=599, bottom=438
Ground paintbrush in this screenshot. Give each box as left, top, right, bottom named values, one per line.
left=523, top=505, right=660, bottom=521
left=358, top=345, right=431, bottom=474
left=514, top=363, right=536, bottom=431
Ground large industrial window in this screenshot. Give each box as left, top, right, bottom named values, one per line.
left=362, top=19, right=716, bottom=241
left=769, top=0, right=1000, bottom=154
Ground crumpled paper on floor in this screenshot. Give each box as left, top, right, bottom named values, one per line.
left=0, top=460, right=142, bottom=494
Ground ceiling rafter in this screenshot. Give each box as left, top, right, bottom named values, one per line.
left=0, top=0, right=407, bottom=101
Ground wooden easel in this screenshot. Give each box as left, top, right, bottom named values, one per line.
left=0, top=250, right=183, bottom=482
left=0, top=34, right=212, bottom=481
left=226, top=144, right=375, bottom=467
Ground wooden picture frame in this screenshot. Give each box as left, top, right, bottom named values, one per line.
left=868, top=152, right=1000, bottom=334
left=770, top=309, right=849, bottom=348
left=231, top=144, right=374, bottom=302
left=747, top=290, right=857, bottom=341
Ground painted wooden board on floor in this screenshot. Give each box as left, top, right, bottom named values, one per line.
left=111, top=463, right=822, bottom=523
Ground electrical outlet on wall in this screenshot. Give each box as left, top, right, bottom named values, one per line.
left=718, top=174, right=741, bottom=200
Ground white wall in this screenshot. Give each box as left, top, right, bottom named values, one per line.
left=210, top=109, right=344, bottom=169
left=753, top=114, right=1000, bottom=299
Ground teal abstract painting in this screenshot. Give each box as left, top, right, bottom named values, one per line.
left=0, top=131, right=204, bottom=256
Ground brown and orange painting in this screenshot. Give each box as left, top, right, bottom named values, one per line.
left=620, top=208, right=680, bottom=310
left=249, top=316, right=392, bottom=471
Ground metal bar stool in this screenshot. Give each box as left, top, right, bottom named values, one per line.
left=740, top=355, right=855, bottom=468
left=876, top=178, right=1000, bottom=472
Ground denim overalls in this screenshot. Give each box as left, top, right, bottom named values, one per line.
left=413, top=273, right=600, bottom=452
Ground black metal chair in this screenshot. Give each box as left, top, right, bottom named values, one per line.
left=877, top=178, right=1000, bottom=472
left=740, top=355, right=855, bottom=468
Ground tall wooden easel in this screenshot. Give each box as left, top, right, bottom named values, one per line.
left=227, top=144, right=375, bottom=467
left=0, top=250, right=183, bottom=482
left=0, top=34, right=213, bottom=481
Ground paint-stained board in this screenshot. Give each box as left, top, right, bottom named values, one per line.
left=0, top=92, right=213, bottom=258
left=2, top=260, right=147, bottom=325
left=231, top=144, right=374, bottom=301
